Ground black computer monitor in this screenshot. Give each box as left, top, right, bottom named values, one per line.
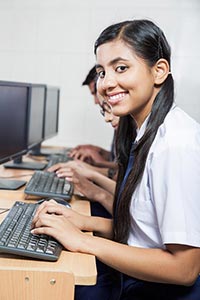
left=44, top=86, right=60, bottom=140
left=0, top=81, right=28, bottom=189
left=31, top=86, right=60, bottom=156
left=28, top=84, right=47, bottom=149
left=3, top=83, right=47, bottom=171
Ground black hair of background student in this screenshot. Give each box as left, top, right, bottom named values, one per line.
left=82, top=65, right=97, bottom=85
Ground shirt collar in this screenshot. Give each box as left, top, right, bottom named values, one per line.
left=135, top=102, right=176, bottom=143
left=135, top=114, right=150, bottom=143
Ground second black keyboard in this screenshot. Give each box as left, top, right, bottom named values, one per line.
left=24, top=170, right=73, bottom=200
left=46, top=154, right=73, bottom=169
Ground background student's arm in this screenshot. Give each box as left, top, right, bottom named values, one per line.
left=88, top=171, right=116, bottom=194
left=72, top=174, right=114, bottom=214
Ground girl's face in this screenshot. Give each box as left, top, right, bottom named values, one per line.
left=96, top=40, right=160, bottom=128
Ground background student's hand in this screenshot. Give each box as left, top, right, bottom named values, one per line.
left=52, top=172, right=114, bottom=214
left=48, top=160, right=96, bottom=180
left=69, top=144, right=110, bottom=164
left=69, top=144, right=101, bottom=158
left=66, top=171, right=109, bottom=199
left=49, top=167, right=105, bottom=199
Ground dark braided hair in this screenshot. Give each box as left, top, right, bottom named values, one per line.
left=94, top=19, right=174, bottom=243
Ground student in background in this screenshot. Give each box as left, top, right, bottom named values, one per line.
left=82, top=65, right=99, bottom=105
left=69, top=66, right=117, bottom=171
left=32, top=19, right=200, bottom=299
left=48, top=101, right=118, bottom=215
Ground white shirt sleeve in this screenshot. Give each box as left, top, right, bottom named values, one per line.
left=149, top=130, right=200, bottom=247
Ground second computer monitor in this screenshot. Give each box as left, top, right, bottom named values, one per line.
left=31, top=86, right=60, bottom=156
left=43, top=86, right=60, bottom=140
left=28, top=84, right=46, bottom=150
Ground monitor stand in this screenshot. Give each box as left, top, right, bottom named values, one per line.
left=0, top=179, right=26, bottom=190
left=4, top=156, right=46, bottom=170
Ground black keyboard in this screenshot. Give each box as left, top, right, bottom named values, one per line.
left=24, top=171, right=73, bottom=200
left=46, top=154, right=73, bottom=169
left=0, top=201, right=62, bottom=261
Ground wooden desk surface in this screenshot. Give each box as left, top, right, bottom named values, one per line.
left=0, top=162, right=97, bottom=286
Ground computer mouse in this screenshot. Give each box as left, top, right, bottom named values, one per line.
left=38, top=198, right=71, bottom=208
left=53, top=198, right=71, bottom=208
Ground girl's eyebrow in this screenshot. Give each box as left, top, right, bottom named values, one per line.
left=95, top=64, right=102, bottom=70
left=96, top=57, right=129, bottom=69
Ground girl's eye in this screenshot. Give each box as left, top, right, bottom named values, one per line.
left=116, top=65, right=128, bottom=73
left=97, top=70, right=105, bottom=79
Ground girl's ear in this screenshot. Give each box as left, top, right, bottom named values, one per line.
left=153, top=59, right=170, bottom=85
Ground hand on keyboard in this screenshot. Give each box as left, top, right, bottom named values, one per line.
left=31, top=200, right=86, bottom=253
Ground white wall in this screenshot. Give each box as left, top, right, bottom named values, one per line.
left=0, top=0, right=199, bottom=150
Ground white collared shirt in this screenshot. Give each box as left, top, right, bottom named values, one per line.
left=128, top=105, right=200, bottom=249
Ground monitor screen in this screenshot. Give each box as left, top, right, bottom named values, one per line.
left=3, top=82, right=47, bottom=171
left=0, top=82, right=28, bottom=164
left=28, top=84, right=46, bottom=150
left=43, top=86, right=60, bottom=140
left=0, top=81, right=29, bottom=189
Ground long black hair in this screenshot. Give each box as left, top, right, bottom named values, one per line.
left=94, top=19, right=174, bottom=244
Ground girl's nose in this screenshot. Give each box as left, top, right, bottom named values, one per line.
left=101, top=73, right=116, bottom=91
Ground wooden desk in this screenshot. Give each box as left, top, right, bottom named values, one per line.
left=0, top=163, right=97, bottom=300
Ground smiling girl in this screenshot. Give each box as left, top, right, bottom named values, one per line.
left=32, top=19, right=200, bottom=299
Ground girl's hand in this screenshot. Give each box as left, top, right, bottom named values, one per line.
left=32, top=199, right=89, bottom=230
left=31, top=210, right=86, bottom=252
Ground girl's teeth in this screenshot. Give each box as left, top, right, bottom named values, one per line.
left=109, top=93, right=125, bottom=100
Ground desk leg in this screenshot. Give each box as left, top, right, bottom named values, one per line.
left=0, top=269, right=74, bottom=300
